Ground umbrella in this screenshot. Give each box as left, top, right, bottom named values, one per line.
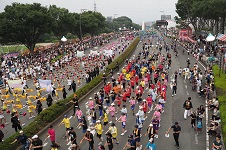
left=206, top=33, right=215, bottom=42
left=61, top=36, right=67, bottom=42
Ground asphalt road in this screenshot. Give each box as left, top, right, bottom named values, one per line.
left=34, top=32, right=208, bottom=150
left=1, top=36, right=133, bottom=139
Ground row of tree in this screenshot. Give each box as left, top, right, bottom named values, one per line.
left=0, top=3, right=141, bottom=53
left=175, top=0, right=226, bottom=34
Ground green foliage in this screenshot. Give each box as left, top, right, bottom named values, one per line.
left=212, top=65, right=226, bottom=146
left=0, top=37, right=140, bottom=150
left=0, top=3, right=54, bottom=53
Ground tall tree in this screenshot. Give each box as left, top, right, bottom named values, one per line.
left=0, top=3, right=53, bottom=53
left=81, top=11, right=106, bottom=36
left=49, top=5, right=78, bottom=39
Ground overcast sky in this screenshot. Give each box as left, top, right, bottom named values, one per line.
left=0, top=0, right=178, bottom=24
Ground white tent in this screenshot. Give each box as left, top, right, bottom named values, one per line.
left=61, top=36, right=67, bottom=42
left=206, top=33, right=215, bottom=42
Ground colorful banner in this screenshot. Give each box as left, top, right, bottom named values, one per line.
left=8, top=79, right=23, bottom=90
left=103, top=50, right=113, bottom=56
left=38, top=79, right=52, bottom=92
left=3, top=52, right=19, bottom=59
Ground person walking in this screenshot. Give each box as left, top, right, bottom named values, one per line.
left=166, top=122, right=181, bottom=149
left=183, top=97, right=193, bottom=119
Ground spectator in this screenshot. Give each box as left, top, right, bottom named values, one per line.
left=212, top=135, right=223, bottom=150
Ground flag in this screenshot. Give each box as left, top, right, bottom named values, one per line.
left=38, top=79, right=52, bottom=92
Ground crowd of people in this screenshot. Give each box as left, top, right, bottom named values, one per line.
left=176, top=38, right=223, bottom=149
left=0, top=32, right=134, bottom=142
left=0, top=30, right=224, bottom=150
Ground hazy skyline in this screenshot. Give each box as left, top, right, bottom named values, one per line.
left=0, top=0, right=178, bottom=24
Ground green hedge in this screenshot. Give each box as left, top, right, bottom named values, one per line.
left=212, top=65, right=226, bottom=146
left=0, top=37, right=140, bottom=150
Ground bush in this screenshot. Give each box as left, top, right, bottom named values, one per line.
left=212, top=65, right=226, bottom=146
left=0, top=37, right=140, bottom=150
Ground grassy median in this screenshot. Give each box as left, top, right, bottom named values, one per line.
left=212, top=65, right=226, bottom=146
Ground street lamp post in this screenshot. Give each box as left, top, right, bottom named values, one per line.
left=79, top=9, right=87, bottom=41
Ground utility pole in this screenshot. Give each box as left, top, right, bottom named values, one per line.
left=79, top=9, right=87, bottom=41
left=94, top=0, right=97, bottom=12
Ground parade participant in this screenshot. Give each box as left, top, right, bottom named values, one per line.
left=183, top=97, right=193, bottom=119
left=95, top=120, right=103, bottom=145
left=145, top=124, right=155, bottom=140
left=58, top=115, right=70, bottom=138
left=102, top=109, right=108, bottom=126
left=29, top=135, right=43, bottom=150
left=46, top=94, right=53, bottom=107
left=116, top=113, right=127, bottom=135
left=11, top=130, right=29, bottom=150
left=75, top=107, right=83, bottom=121
left=123, top=135, right=136, bottom=150
left=67, top=127, right=79, bottom=149
left=129, top=96, right=136, bottom=115
left=80, top=128, right=94, bottom=150
left=11, top=112, right=22, bottom=132
left=108, top=103, right=115, bottom=123
left=46, top=125, right=60, bottom=148
left=104, top=132, right=113, bottom=150
left=166, top=122, right=181, bottom=149
left=133, top=125, right=141, bottom=148
left=144, top=138, right=156, bottom=150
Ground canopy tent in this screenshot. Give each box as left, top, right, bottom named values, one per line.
left=206, top=33, right=215, bottom=42
left=216, top=33, right=224, bottom=40
left=218, top=34, right=226, bottom=42
left=61, top=36, right=67, bottom=42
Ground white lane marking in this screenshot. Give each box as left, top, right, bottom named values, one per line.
left=197, top=60, right=206, bottom=70
left=205, top=99, right=209, bottom=150
left=185, top=85, right=187, bottom=89
left=187, top=91, right=189, bottom=95
left=197, top=59, right=209, bottom=150
left=184, top=80, right=186, bottom=83
left=195, top=134, right=198, bottom=144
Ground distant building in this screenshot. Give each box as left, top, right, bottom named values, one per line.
left=142, top=21, right=155, bottom=30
